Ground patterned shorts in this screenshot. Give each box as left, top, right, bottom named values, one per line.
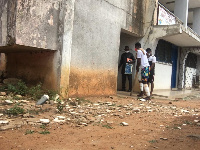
left=141, top=66, right=150, bottom=82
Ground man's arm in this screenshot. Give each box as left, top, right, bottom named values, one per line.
left=150, top=56, right=156, bottom=70
left=136, top=58, right=141, bottom=72
left=118, top=55, right=123, bottom=69
left=150, top=63, right=155, bottom=70
left=130, top=54, right=135, bottom=63
left=136, top=50, right=142, bottom=72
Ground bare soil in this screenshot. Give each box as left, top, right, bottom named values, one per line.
left=0, top=94, right=200, bottom=150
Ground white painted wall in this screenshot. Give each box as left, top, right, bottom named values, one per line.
left=185, top=67, right=196, bottom=88
left=154, top=62, right=172, bottom=89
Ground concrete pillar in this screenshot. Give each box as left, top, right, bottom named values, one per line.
left=178, top=49, right=189, bottom=89
left=174, top=0, right=189, bottom=27
left=196, top=55, right=200, bottom=76
left=193, top=8, right=200, bottom=35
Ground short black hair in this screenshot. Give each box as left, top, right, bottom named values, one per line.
left=124, top=46, right=129, bottom=49
left=146, top=48, right=151, bottom=52
left=135, top=42, right=141, bottom=48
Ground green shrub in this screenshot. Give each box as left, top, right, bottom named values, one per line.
left=7, top=80, right=28, bottom=96
left=5, top=103, right=25, bottom=116
left=28, top=83, right=43, bottom=99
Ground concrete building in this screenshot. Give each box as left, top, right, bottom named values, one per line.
left=0, top=0, right=200, bottom=98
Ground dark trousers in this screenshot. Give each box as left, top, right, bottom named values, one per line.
left=122, top=74, right=132, bottom=90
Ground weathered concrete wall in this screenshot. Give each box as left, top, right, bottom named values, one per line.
left=0, top=0, right=16, bottom=47
left=59, top=0, right=75, bottom=97
left=0, top=0, right=75, bottom=97
left=15, top=0, right=62, bottom=50
left=69, top=0, right=126, bottom=97
left=6, top=51, right=59, bottom=90
left=68, top=0, right=152, bottom=97
left=0, top=53, right=6, bottom=71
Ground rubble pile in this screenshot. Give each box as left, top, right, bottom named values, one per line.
left=0, top=93, right=200, bottom=131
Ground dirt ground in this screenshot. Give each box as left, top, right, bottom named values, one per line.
left=0, top=94, right=200, bottom=150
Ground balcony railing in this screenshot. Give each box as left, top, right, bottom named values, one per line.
left=156, top=2, right=183, bottom=25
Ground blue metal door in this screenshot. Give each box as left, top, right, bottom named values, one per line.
left=171, top=45, right=178, bottom=88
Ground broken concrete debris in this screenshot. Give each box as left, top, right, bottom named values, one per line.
left=40, top=119, right=50, bottom=124
left=0, top=92, right=200, bottom=131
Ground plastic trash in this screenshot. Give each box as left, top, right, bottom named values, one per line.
left=36, top=94, right=49, bottom=105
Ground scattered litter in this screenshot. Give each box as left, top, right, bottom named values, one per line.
left=36, top=95, right=49, bottom=105
left=139, top=99, right=146, bottom=102
left=121, top=122, right=129, bottom=126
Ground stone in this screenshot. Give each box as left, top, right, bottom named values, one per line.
left=160, top=137, right=168, bottom=140
left=57, top=116, right=65, bottom=120
left=196, top=123, right=200, bottom=126
left=53, top=118, right=66, bottom=123
left=121, top=122, right=129, bottom=126
left=79, top=110, right=84, bottom=113
left=132, top=108, right=140, bottom=113
left=0, top=124, right=15, bottom=131
left=0, top=114, right=3, bottom=117
left=19, top=100, right=29, bottom=103
left=194, top=120, right=199, bottom=123
left=15, top=95, right=23, bottom=98
left=40, top=119, right=50, bottom=124
left=0, top=92, right=6, bottom=96
left=107, top=121, right=114, bottom=124
left=0, top=120, right=9, bottom=124
left=5, top=100, right=13, bottom=104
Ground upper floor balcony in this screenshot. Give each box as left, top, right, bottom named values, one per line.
left=153, top=0, right=200, bottom=47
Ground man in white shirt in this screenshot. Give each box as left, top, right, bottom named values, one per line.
left=135, top=42, right=151, bottom=100
left=146, top=48, right=156, bottom=96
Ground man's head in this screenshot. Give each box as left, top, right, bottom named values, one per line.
left=146, top=48, right=152, bottom=57
left=135, top=42, right=141, bottom=50
left=124, top=46, right=129, bottom=51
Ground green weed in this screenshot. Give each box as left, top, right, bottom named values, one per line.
left=149, top=140, right=158, bottom=143
left=7, top=80, right=28, bottom=96
left=39, top=130, right=50, bottom=135
left=56, top=98, right=64, bottom=113
left=102, top=124, right=113, bottom=129
left=5, top=103, right=25, bottom=116
left=25, top=129, right=35, bottom=135
left=28, top=83, right=42, bottom=100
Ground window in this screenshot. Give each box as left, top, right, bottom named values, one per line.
left=155, top=40, right=172, bottom=63
left=185, top=52, right=197, bottom=69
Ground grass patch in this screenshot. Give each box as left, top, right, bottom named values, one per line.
left=25, top=129, right=35, bottom=135
left=102, top=124, right=113, bottom=129
left=28, top=83, right=43, bottom=100
left=5, top=103, right=25, bottom=116
left=39, top=130, right=50, bottom=135
left=183, top=120, right=193, bottom=125
left=7, top=80, right=28, bottom=96
left=149, top=140, right=158, bottom=143
left=56, top=98, right=64, bottom=113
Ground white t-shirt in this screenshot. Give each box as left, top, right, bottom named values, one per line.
left=148, top=55, right=156, bottom=63
left=137, top=50, right=149, bottom=68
